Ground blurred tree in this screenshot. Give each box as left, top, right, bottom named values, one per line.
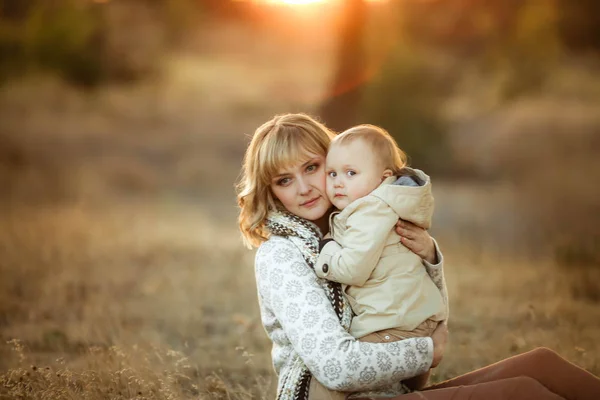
left=23, top=1, right=104, bottom=86
left=0, top=0, right=201, bottom=86
left=319, top=0, right=368, bottom=132
left=558, top=0, right=600, bottom=51
left=498, top=0, right=562, bottom=99
left=361, top=43, right=452, bottom=175
left=401, top=0, right=522, bottom=56
left=0, top=0, right=33, bottom=19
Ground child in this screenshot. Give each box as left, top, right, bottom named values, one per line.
left=315, top=124, right=447, bottom=346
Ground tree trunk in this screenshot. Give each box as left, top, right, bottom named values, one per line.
left=319, top=0, right=367, bottom=133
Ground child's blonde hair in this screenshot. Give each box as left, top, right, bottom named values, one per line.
left=332, top=124, right=408, bottom=175
left=236, top=113, right=335, bottom=248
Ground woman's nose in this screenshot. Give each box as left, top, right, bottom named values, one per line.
left=297, top=177, right=311, bottom=195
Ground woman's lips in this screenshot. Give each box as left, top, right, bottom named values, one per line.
left=301, top=197, right=320, bottom=208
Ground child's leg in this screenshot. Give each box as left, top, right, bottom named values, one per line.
left=405, top=319, right=439, bottom=338
left=425, top=347, right=600, bottom=400
left=360, top=320, right=438, bottom=342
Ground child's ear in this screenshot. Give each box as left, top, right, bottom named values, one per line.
left=382, top=169, right=393, bottom=179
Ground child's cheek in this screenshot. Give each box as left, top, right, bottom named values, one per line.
left=326, top=183, right=335, bottom=200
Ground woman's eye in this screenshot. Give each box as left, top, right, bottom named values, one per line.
left=306, top=164, right=318, bottom=173
left=277, top=177, right=291, bottom=186
left=347, top=170, right=356, bottom=177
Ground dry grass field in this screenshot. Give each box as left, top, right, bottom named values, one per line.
left=1, top=191, right=598, bottom=399
left=1, top=18, right=599, bottom=400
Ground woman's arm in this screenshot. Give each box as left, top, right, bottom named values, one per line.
left=403, top=322, right=449, bottom=390
left=256, top=237, right=434, bottom=392
left=423, top=238, right=449, bottom=319
left=402, top=370, right=431, bottom=391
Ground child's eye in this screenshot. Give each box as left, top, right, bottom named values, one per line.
left=347, top=170, right=356, bottom=177
left=328, top=171, right=337, bottom=178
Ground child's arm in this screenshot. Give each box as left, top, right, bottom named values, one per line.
left=315, top=198, right=397, bottom=286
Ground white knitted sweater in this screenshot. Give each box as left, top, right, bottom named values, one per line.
left=255, top=218, right=448, bottom=398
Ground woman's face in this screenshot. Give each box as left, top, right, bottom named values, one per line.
left=270, top=153, right=332, bottom=222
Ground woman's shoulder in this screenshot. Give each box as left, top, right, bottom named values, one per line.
left=257, top=235, right=294, bottom=255
left=255, top=235, right=315, bottom=293
left=256, top=235, right=306, bottom=268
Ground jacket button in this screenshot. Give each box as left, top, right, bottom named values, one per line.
left=322, top=264, right=329, bottom=273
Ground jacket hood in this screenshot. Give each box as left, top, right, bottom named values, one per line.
left=370, top=168, right=434, bottom=229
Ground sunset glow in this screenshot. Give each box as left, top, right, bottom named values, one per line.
left=260, top=0, right=387, bottom=4
left=265, top=0, right=324, bottom=4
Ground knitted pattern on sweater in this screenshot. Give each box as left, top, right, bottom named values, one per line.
left=266, top=210, right=353, bottom=400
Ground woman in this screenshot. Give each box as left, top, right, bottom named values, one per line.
left=236, top=113, right=600, bottom=400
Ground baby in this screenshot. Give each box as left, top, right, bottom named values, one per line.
left=315, top=124, right=447, bottom=344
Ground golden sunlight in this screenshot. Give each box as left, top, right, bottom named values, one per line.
left=267, top=0, right=324, bottom=4
left=259, top=0, right=387, bottom=4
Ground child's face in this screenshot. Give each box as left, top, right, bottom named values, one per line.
left=325, top=139, right=389, bottom=210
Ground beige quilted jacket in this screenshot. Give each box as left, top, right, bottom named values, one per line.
left=315, top=169, right=447, bottom=338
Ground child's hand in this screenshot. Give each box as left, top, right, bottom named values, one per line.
left=395, top=219, right=436, bottom=264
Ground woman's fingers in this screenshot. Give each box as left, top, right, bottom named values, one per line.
left=400, top=236, right=419, bottom=252
left=398, top=219, right=417, bottom=229
left=398, top=220, right=421, bottom=237
left=400, top=228, right=417, bottom=240
left=398, top=219, right=436, bottom=263
left=396, top=220, right=417, bottom=239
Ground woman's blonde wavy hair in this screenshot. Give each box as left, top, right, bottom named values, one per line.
left=236, top=113, right=335, bottom=248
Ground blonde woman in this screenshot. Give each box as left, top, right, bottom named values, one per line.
left=236, top=113, right=600, bottom=400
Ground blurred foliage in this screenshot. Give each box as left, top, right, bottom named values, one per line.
left=398, top=0, right=565, bottom=98
left=355, top=0, right=596, bottom=175
left=1, top=0, right=598, bottom=91
left=486, top=0, right=562, bottom=99
left=23, top=1, right=104, bottom=86
left=0, top=0, right=200, bottom=86
left=557, top=0, right=600, bottom=52
left=401, top=0, right=600, bottom=53
left=361, top=43, right=452, bottom=175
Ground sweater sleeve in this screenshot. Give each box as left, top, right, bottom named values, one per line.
left=255, top=238, right=434, bottom=392
left=315, top=199, right=398, bottom=286
left=423, top=238, right=449, bottom=320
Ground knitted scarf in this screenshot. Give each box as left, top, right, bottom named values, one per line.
left=266, top=209, right=353, bottom=400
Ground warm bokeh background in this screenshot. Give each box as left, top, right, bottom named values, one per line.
left=1, top=0, right=599, bottom=398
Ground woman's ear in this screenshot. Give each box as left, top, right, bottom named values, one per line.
left=382, top=169, right=394, bottom=179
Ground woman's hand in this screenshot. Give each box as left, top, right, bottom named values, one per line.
left=431, top=322, right=448, bottom=368
left=395, top=219, right=437, bottom=264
